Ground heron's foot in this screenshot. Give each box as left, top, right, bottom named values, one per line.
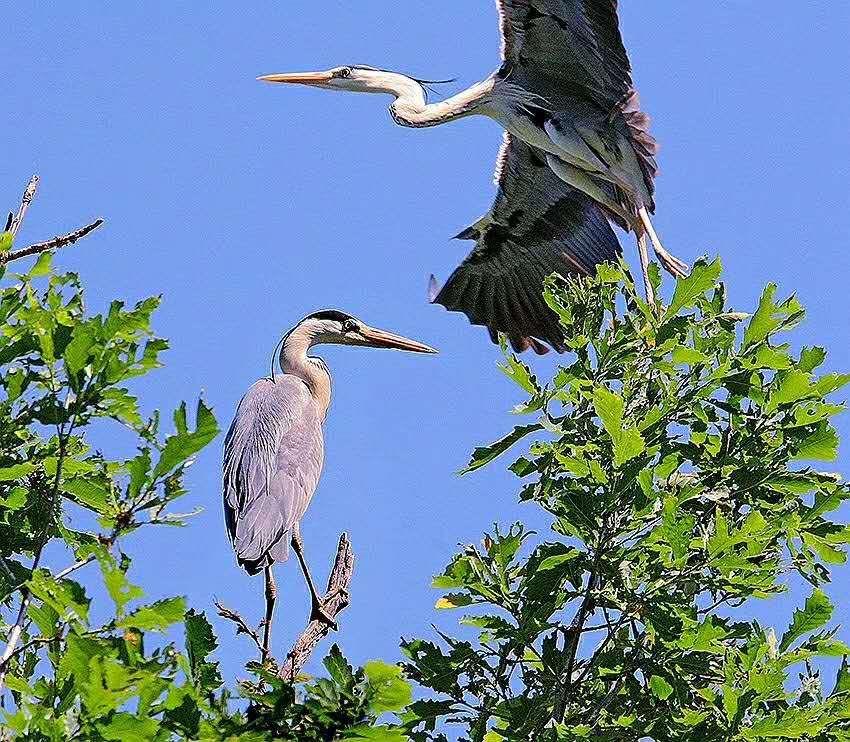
left=654, top=248, right=689, bottom=279
left=310, top=600, right=338, bottom=631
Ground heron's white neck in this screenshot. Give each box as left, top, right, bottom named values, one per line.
left=279, top=330, right=332, bottom=418
left=389, top=77, right=495, bottom=128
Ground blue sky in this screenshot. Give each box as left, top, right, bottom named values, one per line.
left=3, top=1, right=849, bottom=688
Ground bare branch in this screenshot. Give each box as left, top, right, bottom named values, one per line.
left=215, top=600, right=264, bottom=656
left=0, top=557, right=15, bottom=585
left=279, top=533, right=355, bottom=682
left=1, top=219, right=104, bottom=266
left=0, top=594, right=32, bottom=693
left=9, top=176, right=39, bottom=238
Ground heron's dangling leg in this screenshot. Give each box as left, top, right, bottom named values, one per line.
left=637, top=232, right=656, bottom=306
left=291, top=524, right=338, bottom=630
left=262, top=565, right=277, bottom=661
left=638, top=207, right=688, bottom=278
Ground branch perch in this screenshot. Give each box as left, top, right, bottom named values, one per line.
left=1, top=220, right=104, bottom=266
left=279, top=533, right=355, bottom=681
left=1, top=175, right=104, bottom=266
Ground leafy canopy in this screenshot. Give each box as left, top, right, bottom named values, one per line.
left=0, top=255, right=407, bottom=740
left=401, top=260, right=850, bottom=741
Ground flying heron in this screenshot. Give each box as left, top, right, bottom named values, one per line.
left=259, top=1, right=687, bottom=349
left=222, top=310, right=436, bottom=658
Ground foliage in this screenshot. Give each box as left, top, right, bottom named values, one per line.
left=4, top=220, right=848, bottom=742
left=0, top=254, right=409, bottom=740
left=400, top=260, right=850, bottom=741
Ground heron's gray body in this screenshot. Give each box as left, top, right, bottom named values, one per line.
left=223, top=375, right=325, bottom=575
left=222, top=310, right=435, bottom=611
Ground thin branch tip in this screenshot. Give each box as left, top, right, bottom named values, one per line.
left=1, top=218, right=105, bottom=266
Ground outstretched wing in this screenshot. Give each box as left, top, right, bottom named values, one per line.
left=433, top=135, right=620, bottom=353
left=495, top=0, right=658, bottom=193
left=497, top=0, right=632, bottom=110
left=222, top=376, right=324, bottom=575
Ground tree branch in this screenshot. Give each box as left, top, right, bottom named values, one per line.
left=279, top=533, right=355, bottom=682
left=1, top=219, right=104, bottom=266
left=0, top=557, right=15, bottom=585
left=215, top=600, right=264, bottom=657
left=9, top=176, right=39, bottom=238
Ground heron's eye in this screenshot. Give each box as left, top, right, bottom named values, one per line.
left=335, top=67, right=352, bottom=79
left=342, top=319, right=359, bottom=333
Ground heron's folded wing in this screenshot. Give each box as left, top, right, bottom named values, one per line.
left=433, top=135, right=620, bottom=353
left=222, top=377, right=324, bottom=574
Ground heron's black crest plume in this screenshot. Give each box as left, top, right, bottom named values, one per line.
left=351, top=64, right=456, bottom=102
left=306, top=309, right=355, bottom=323
left=270, top=335, right=286, bottom=381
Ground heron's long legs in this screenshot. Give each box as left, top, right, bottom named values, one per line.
left=638, top=207, right=688, bottom=278
left=637, top=233, right=655, bottom=306
left=291, top=524, right=337, bottom=629
left=262, top=565, right=277, bottom=661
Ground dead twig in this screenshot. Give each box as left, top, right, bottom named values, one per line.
left=216, top=600, right=265, bottom=657
left=1, top=219, right=104, bottom=266
left=9, top=176, right=39, bottom=238
left=279, top=533, right=355, bottom=682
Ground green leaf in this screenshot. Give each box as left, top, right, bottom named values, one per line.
left=744, top=283, right=804, bottom=348
left=799, top=346, right=827, bottom=372
left=672, top=347, right=709, bottom=366
left=63, top=323, right=96, bottom=377
left=593, top=387, right=645, bottom=467
left=498, top=339, right=540, bottom=395
left=96, top=712, right=160, bottom=742
left=435, top=594, right=474, bottom=610
left=363, top=660, right=413, bottom=715
left=461, top=424, right=542, bottom=474
left=28, top=570, right=90, bottom=626
left=666, top=257, right=722, bottom=316
left=83, top=544, right=143, bottom=614
left=185, top=609, right=222, bottom=692
left=802, top=533, right=847, bottom=565
left=30, top=252, right=53, bottom=277
left=649, top=675, right=674, bottom=700
left=722, top=685, right=739, bottom=722
left=0, top=463, right=36, bottom=481
left=324, top=644, right=356, bottom=689
left=347, top=727, right=408, bottom=741
left=152, top=400, right=219, bottom=480
left=0, top=231, right=13, bottom=253
left=62, top=476, right=115, bottom=515
left=116, top=596, right=186, bottom=631
left=793, top=421, right=839, bottom=461
left=780, top=589, right=833, bottom=652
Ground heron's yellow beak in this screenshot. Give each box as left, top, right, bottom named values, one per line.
left=360, top=326, right=438, bottom=354
left=257, top=72, right=335, bottom=86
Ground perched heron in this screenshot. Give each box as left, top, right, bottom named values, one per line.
left=223, top=310, right=436, bottom=657
left=259, top=1, right=687, bottom=348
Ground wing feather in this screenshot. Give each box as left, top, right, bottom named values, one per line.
left=496, top=0, right=658, bottom=194
left=222, top=376, right=324, bottom=575
left=497, top=0, right=631, bottom=109
left=434, top=135, right=620, bottom=352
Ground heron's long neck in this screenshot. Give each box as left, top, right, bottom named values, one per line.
left=390, top=78, right=494, bottom=128
left=280, top=334, right=332, bottom=418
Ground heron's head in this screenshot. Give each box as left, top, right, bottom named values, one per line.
left=282, top=310, right=437, bottom=360
left=258, top=65, right=424, bottom=97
